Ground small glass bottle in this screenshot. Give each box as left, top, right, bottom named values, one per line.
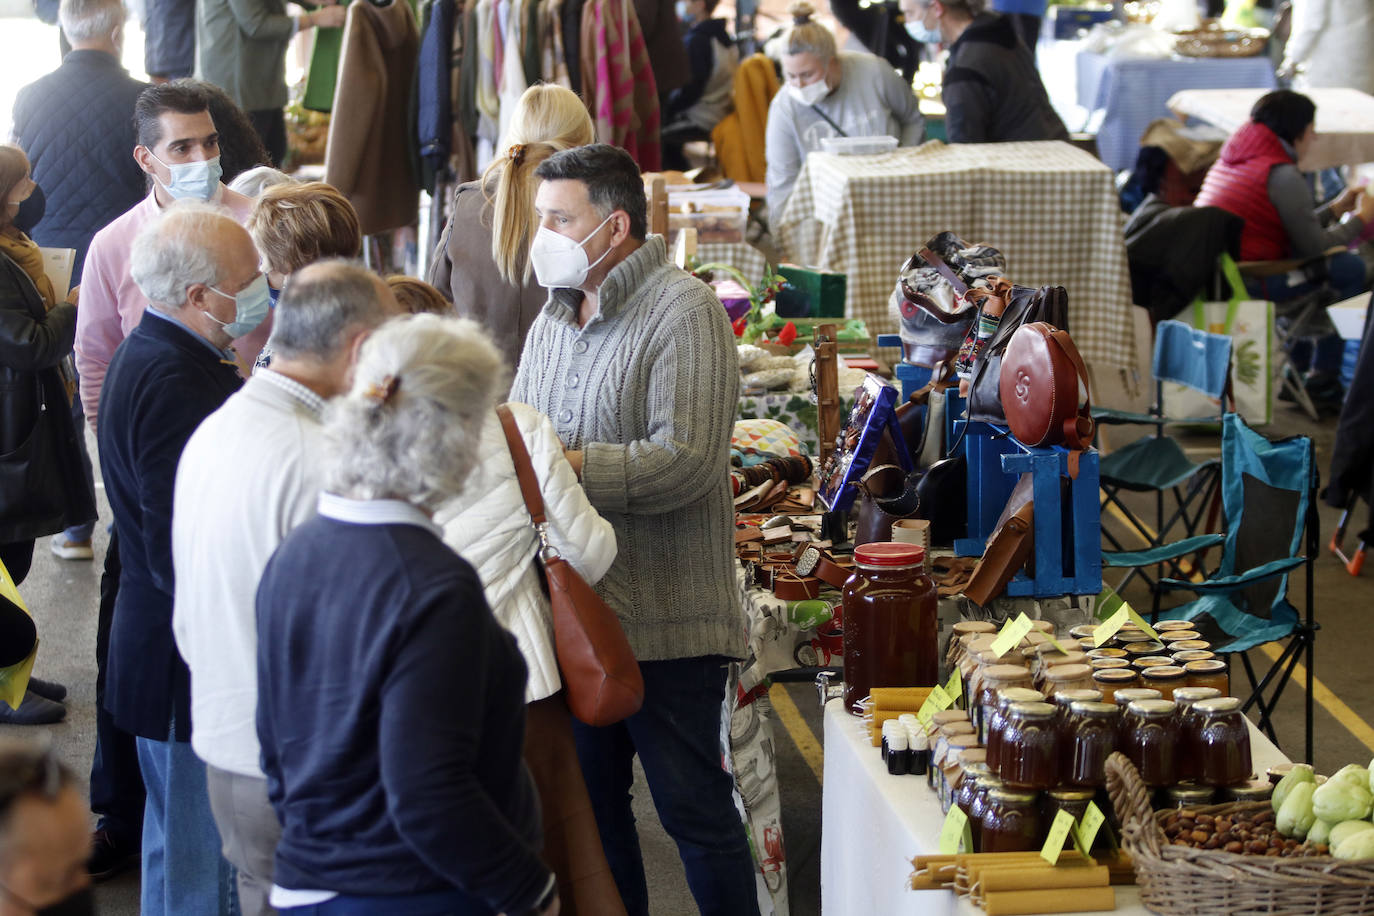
left=998, top=701, right=1059, bottom=791
left=1194, top=696, right=1251, bottom=788
left=1124, top=698, right=1180, bottom=787
left=886, top=728, right=910, bottom=775
left=841, top=543, right=938, bottom=715
left=981, top=787, right=1043, bottom=853
left=909, top=726, right=930, bottom=776
left=1063, top=700, right=1119, bottom=788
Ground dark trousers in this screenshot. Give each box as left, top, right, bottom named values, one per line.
left=0, top=541, right=35, bottom=586
left=142, top=0, right=195, bottom=79
left=248, top=109, right=288, bottom=168
left=573, top=656, right=759, bottom=916
left=89, top=532, right=145, bottom=844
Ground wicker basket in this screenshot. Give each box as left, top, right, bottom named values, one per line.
left=1104, top=752, right=1374, bottom=914
left=1173, top=27, right=1269, bottom=58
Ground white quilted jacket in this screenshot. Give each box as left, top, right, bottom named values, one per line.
left=436, top=403, right=617, bottom=702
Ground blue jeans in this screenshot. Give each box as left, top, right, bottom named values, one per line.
left=573, top=656, right=759, bottom=916
left=136, top=736, right=237, bottom=915
left=1248, top=250, right=1368, bottom=374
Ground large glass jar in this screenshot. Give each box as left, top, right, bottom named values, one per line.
left=968, top=649, right=1026, bottom=733
left=1184, top=659, right=1229, bottom=695
left=1140, top=665, right=1189, bottom=700
left=1173, top=687, right=1222, bottom=783
left=981, top=788, right=1043, bottom=853
left=1112, top=688, right=1162, bottom=744
left=1043, top=788, right=1097, bottom=848
left=968, top=772, right=1003, bottom=852
left=1043, top=663, right=1094, bottom=697
left=1124, top=698, right=1180, bottom=787
left=940, top=737, right=980, bottom=811
left=956, top=762, right=991, bottom=822
left=1051, top=689, right=1102, bottom=757
left=1063, top=700, right=1119, bottom=787
left=977, top=664, right=1034, bottom=744
left=998, top=701, right=1059, bottom=791
left=841, top=543, right=938, bottom=715
left=985, top=687, right=1045, bottom=776
left=1091, top=667, right=1140, bottom=704
left=1194, top=697, right=1252, bottom=788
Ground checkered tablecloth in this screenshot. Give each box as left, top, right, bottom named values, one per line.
left=1076, top=50, right=1277, bottom=171
left=1169, top=87, right=1374, bottom=171
left=697, top=241, right=772, bottom=287
left=774, top=139, right=1138, bottom=376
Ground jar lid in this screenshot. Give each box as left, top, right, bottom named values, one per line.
left=1193, top=696, right=1243, bottom=715
left=1171, top=649, right=1215, bottom=663
left=1184, top=659, right=1228, bottom=674
left=988, top=787, right=1039, bottom=803
left=1024, top=631, right=1050, bottom=646
left=1224, top=780, right=1274, bottom=801
left=984, top=664, right=1032, bottom=682
left=946, top=736, right=980, bottom=749
left=932, top=709, right=970, bottom=725
left=1053, top=688, right=1103, bottom=706
left=1046, top=663, right=1093, bottom=682
left=1171, top=687, right=1222, bottom=705
left=968, top=635, right=1000, bottom=653
left=1127, top=698, right=1177, bottom=717
left=1133, top=656, right=1174, bottom=668
left=1030, top=620, right=1055, bottom=633
left=1166, top=784, right=1216, bottom=801
left=1068, top=700, right=1117, bottom=716
left=1123, top=641, right=1167, bottom=655
left=959, top=749, right=989, bottom=766
left=1007, top=701, right=1055, bottom=719
left=898, top=713, right=921, bottom=726
left=1159, top=630, right=1202, bottom=643
left=999, top=687, right=1045, bottom=706
left=1069, top=624, right=1099, bottom=639
left=1113, top=688, right=1162, bottom=704
left=1087, top=647, right=1128, bottom=659
left=1171, top=639, right=1212, bottom=651
left=954, top=620, right=998, bottom=635
left=976, top=772, right=1004, bottom=788
left=1047, top=651, right=1090, bottom=668
left=887, top=730, right=908, bottom=750
left=854, top=542, right=925, bottom=567
left=1091, top=668, right=1138, bottom=683
left=1048, top=787, right=1096, bottom=801
left=939, top=722, right=976, bottom=737
left=1141, top=665, right=1187, bottom=681
left=1091, top=657, right=1131, bottom=670
left=1076, top=637, right=1098, bottom=650
left=1154, top=620, right=1196, bottom=632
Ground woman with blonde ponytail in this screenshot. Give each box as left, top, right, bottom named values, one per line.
left=429, top=84, right=594, bottom=370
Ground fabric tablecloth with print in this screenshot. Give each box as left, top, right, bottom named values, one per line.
left=774, top=140, right=1137, bottom=376
left=1076, top=50, right=1276, bottom=171
left=1169, top=87, right=1374, bottom=171
left=737, top=389, right=857, bottom=456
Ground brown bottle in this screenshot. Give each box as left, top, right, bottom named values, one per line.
left=841, top=543, right=938, bottom=715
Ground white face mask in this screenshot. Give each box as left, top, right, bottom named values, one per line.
left=529, top=212, right=616, bottom=289
left=146, top=149, right=223, bottom=202
left=788, top=79, right=830, bottom=107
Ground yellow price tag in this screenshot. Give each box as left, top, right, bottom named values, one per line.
left=1042, top=629, right=1071, bottom=654
left=1092, top=605, right=1129, bottom=648
left=1126, top=606, right=1161, bottom=643
left=945, top=669, right=963, bottom=703
left=1076, top=801, right=1107, bottom=855
left=989, top=612, right=1034, bottom=657
left=928, top=684, right=953, bottom=711
left=915, top=696, right=938, bottom=727
left=1040, top=809, right=1077, bottom=864
left=939, top=805, right=970, bottom=854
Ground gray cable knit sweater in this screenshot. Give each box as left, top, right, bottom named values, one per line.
left=512, top=236, right=746, bottom=663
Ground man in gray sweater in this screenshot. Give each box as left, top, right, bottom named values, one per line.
left=512, top=144, right=758, bottom=916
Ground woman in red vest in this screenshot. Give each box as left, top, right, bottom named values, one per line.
left=1195, top=90, right=1374, bottom=404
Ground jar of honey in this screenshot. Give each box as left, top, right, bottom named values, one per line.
left=1184, top=658, right=1229, bottom=695
left=1163, top=784, right=1215, bottom=809
left=940, top=736, right=981, bottom=811
left=1170, top=639, right=1212, bottom=653
left=1124, top=699, right=1180, bottom=787
left=1194, top=697, right=1251, bottom=788
left=1132, top=655, right=1174, bottom=670
left=1159, top=630, right=1202, bottom=645
left=985, top=687, right=1045, bottom=776
left=1043, top=663, right=1094, bottom=697
left=1173, top=686, right=1222, bottom=783
left=998, top=701, right=1059, bottom=791
left=1043, top=788, right=1098, bottom=848
left=1063, top=700, right=1119, bottom=787
left=1112, top=688, right=1162, bottom=746
left=981, top=788, right=1043, bottom=853
left=1223, top=780, right=1272, bottom=803
left=1154, top=620, right=1195, bottom=632
left=1171, top=648, right=1216, bottom=665
left=841, top=543, right=938, bottom=715
left=1091, top=667, right=1140, bottom=703
left=977, top=664, right=1034, bottom=744
left=1140, top=665, right=1189, bottom=700
left=968, top=771, right=1003, bottom=852
left=1122, top=640, right=1167, bottom=660
left=956, top=762, right=991, bottom=822
left=1090, top=657, right=1131, bottom=672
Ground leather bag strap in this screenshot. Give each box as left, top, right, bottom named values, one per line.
left=496, top=403, right=548, bottom=526
left=918, top=247, right=969, bottom=297
left=1046, top=329, right=1094, bottom=450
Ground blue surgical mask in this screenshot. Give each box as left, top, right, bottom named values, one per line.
left=146, top=150, right=223, bottom=201
left=207, top=273, right=271, bottom=337
left=906, top=20, right=942, bottom=43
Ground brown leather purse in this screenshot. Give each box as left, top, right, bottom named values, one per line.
left=497, top=405, right=644, bottom=727
left=963, top=501, right=1035, bottom=607
left=999, top=322, right=1094, bottom=453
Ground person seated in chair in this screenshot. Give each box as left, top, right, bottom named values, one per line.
left=661, top=0, right=739, bottom=171
left=1194, top=89, right=1374, bottom=403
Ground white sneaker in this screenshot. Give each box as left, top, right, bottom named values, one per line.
left=49, top=535, right=94, bottom=561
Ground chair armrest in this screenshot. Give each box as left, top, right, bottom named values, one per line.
left=1236, top=246, right=1346, bottom=278
left=1157, top=555, right=1305, bottom=593
left=1102, top=534, right=1225, bottom=569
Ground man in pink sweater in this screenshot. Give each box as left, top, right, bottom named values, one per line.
left=74, top=79, right=268, bottom=883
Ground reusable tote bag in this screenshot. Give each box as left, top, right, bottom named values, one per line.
left=1162, top=254, right=1274, bottom=425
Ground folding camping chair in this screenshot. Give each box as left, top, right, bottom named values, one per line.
left=1143, top=414, right=1318, bottom=763
left=1096, top=321, right=1231, bottom=605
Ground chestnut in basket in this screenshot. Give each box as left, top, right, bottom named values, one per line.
left=1161, top=808, right=1327, bottom=857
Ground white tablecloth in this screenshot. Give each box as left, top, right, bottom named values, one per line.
left=774, top=140, right=1137, bottom=377
left=1168, top=87, right=1374, bottom=171
left=1077, top=51, right=1277, bottom=171
left=819, top=697, right=1290, bottom=915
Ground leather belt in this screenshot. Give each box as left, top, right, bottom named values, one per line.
left=795, top=546, right=855, bottom=589
left=773, top=572, right=822, bottom=601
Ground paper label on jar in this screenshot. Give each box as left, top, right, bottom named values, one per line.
left=990, top=612, right=1034, bottom=656
left=1076, top=801, right=1106, bottom=855
left=1041, top=809, right=1077, bottom=864
left=939, top=805, right=971, bottom=854
left=945, top=670, right=962, bottom=703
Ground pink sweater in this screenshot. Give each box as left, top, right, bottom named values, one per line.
left=75, top=186, right=269, bottom=432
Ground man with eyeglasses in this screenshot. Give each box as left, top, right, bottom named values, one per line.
left=0, top=741, right=93, bottom=915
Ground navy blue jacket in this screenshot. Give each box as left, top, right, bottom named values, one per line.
left=97, top=311, right=242, bottom=741
left=256, top=512, right=549, bottom=913
left=11, top=50, right=148, bottom=285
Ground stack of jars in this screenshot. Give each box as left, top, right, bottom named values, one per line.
left=1077, top=620, right=1229, bottom=700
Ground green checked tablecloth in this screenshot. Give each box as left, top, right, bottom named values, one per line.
left=775, top=139, right=1137, bottom=377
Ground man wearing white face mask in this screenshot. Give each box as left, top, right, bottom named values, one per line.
left=98, top=201, right=265, bottom=916
left=764, top=0, right=924, bottom=222
left=513, top=143, right=758, bottom=916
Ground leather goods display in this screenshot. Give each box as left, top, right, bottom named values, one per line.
left=963, top=501, right=1035, bottom=607
left=795, top=545, right=855, bottom=589
left=966, top=284, right=1070, bottom=426
left=497, top=405, right=644, bottom=727
left=999, top=322, right=1094, bottom=451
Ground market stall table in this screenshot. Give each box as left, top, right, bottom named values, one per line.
left=820, top=696, right=1291, bottom=915
left=774, top=140, right=1137, bottom=376
left=1076, top=50, right=1277, bottom=171
left=1169, top=87, right=1374, bottom=171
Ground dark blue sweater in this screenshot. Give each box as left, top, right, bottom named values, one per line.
left=255, top=509, right=549, bottom=914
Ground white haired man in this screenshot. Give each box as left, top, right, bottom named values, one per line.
left=172, top=260, right=403, bottom=915
left=98, top=201, right=268, bottom=915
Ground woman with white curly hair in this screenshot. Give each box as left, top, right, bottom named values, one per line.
left=254, top=314, right=560, bottom=916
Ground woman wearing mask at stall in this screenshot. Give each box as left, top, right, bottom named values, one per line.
left=764, top=1, right=925, bottom=223
left=428, top=84, right=594, bottom=371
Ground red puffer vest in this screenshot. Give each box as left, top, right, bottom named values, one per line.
left=1194, top=121, right=1295, bottom=261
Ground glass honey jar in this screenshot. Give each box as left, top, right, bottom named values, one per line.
left=998, top=701, right=1059, bottom=791
left=1123, top=698, right=1179, bottom=787
left=981, top=787, right=1043, bottom=853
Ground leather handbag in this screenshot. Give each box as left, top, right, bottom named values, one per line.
left=999, top=322, right=1094, bottom=451
left=963, top=501, right=1035, bottom=607
left=497, top=405, right=644, bottom=727
left=966, top=284, right=1069, bottom=425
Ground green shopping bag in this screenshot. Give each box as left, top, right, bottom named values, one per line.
left=302, top=24, right=344, bottom=113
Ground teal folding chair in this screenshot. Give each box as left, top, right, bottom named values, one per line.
left=1096, top=321, right=1232, bottom=602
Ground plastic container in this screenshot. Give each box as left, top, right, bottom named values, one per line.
left=841, top=543, right=938, bottom=715
left=819, top=135, right=899, bottom=156
left=665, top=184, right=750, bottom=246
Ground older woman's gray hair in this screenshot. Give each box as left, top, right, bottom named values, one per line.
left=325, top=315, right=506, bottom=512
left=128, top=200, right=236, bottom=310
left=227, top=166, right=297, bottom=198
